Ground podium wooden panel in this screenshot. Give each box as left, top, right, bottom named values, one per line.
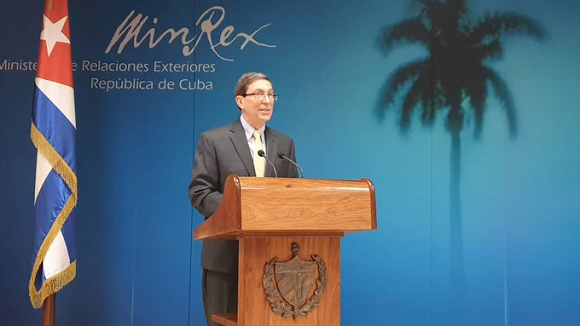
left=194, top=175, right=376, bottom=326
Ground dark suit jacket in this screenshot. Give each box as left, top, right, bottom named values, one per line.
left=188, top=119, right=298, bottom=273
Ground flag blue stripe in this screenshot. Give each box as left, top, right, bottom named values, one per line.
left=33, top=169, right=72, bottom=258
left=32, top=87, right=77, bottom=173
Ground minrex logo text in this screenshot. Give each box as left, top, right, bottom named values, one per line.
left=105, top=6, right=276, bottom=62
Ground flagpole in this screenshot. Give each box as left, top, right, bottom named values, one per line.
left=42, top=295, right=56, bottom=326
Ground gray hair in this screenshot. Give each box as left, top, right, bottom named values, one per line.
left=234, top=72, right=271, bottom=97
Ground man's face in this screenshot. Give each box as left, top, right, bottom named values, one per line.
left=236, top=79, right=274, bottom=129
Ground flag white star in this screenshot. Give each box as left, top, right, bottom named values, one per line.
left=40, top=15, right=70, bottom=56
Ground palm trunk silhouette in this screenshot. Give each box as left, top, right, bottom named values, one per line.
left=450, top=126, right=464, bottom=289
left=448, top=95, right=465, bottom=295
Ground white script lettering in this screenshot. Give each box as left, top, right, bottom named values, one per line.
left=105, top=6, right=276, bottom=62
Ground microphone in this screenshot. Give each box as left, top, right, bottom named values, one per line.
left=277, top=152, right=304, bottom=178
left=257, top=150, right=278, bottom=177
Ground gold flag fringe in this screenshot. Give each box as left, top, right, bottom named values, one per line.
left=30, top=123, right=77, bottom=193
left=29, top=123, right=78, bottom=309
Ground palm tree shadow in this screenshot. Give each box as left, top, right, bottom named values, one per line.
left=375, top=0, right=546, bottom=302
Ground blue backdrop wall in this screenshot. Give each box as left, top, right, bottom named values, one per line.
left=1, top=0, right=580, bottom=325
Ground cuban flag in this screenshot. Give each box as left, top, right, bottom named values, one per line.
left=29, top=0, right=77, bottom=309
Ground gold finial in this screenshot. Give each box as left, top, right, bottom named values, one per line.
left=49, top=0, right=53, bottom=11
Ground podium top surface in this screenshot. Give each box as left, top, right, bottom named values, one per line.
left=194, top=175, right=377, bottom=240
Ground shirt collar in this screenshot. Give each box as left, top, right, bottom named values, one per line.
left=240, top=115, right=265, bottom=141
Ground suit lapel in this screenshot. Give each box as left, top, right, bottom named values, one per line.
left=229, top=120, right=255, bottom=176
left=265, top=127, right=278, bottom=177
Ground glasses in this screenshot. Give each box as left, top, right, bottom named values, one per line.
left=244, top=92, right=279, bottom=102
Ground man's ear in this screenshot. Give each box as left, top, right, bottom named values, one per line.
left=235, top=95, right=245, bottom=110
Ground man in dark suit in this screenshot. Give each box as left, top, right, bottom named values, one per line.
left=188, top=72, right=298, bottom=325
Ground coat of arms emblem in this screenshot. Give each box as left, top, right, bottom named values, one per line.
left=262, top=242, right=327, bottom=319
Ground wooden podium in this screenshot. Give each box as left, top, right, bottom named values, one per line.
left=194, top=175, right=377, bottom=326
